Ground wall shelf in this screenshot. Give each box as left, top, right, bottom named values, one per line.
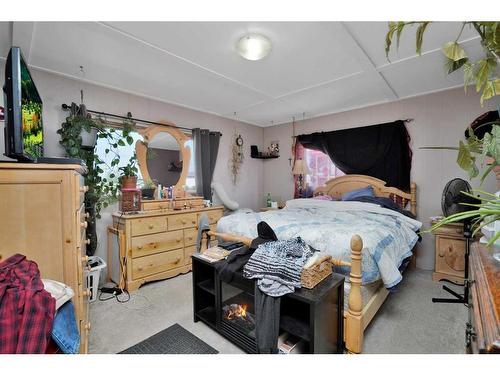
left=251, top=154, right=279, bottom=160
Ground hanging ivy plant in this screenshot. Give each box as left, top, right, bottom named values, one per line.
left=57, top=103, right=136, bottom=255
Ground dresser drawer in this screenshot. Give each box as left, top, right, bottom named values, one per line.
left=132, top=249, right=184, bottom=279
left=168, top=213, right=197, bottom=231
left=435, top=237, right=465, bottom=278
left=202, top=210, right=223, bottom=225
left=184, top=228, right=198, bottom=246
left=142, top=200, right=170, bottom=211
left=131, top=216, right=168, bottom=236
left=131, top=230, right=184, bottom=258
left=184, top=245, right=197, bottom=265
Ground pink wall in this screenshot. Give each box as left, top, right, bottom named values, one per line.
left=0, top=61, right=265, bottom=263
left=263, top=87, right=497, bottom=270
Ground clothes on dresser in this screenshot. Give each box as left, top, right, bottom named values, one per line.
left=243, top=237, right=314, bottom=297
left=0, top=254, right=56, bottom=354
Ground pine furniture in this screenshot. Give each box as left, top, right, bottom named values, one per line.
left=111, top=205, right=224, bottom=291
left=432, top=222, right=467, bottom=283
left=0, top=162, right=90, bottom=353
left=467, top=242, right=500, bottom=353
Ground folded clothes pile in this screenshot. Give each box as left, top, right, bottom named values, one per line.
left=243, top=237, right=313, bottom=297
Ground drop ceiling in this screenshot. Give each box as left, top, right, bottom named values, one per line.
left=0, top=21, right=481, bottom=127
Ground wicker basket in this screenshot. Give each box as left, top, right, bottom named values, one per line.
left=301, top=257, right=333, bottom=289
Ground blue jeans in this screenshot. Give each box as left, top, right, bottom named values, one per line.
left=51, top=301, right=80, bottom=354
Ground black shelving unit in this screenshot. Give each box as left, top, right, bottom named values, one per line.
left=192, top=254, right=345, bottom=354
left=251, top=154, right=279, bottom=159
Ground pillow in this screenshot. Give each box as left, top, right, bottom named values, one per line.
left=313, top=194, right=334, bottom=201
left=341, top=185, right=374, bottom=201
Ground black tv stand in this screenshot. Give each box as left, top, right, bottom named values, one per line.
left=34, top=157, right=84, bottom=165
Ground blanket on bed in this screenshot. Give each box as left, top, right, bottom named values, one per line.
left=217, top=199, right=422, bottom=288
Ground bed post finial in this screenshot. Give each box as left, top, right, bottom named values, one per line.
left=345, top=234, right=363, bottom=354
left=410, top=182, right=417, bottom=216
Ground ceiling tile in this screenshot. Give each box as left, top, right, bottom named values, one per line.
left=29, top=22, right=267, bottom=116
left=0, top=22, right=12, bottom=59
left=105, top=22, right=365, bottom=98
left=345, top=21, right=479, bottom=68
left=379, top=38, right=484, bottom=98
left=236, top=71, right=391, bottom=126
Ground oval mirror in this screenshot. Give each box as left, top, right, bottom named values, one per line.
left=146, top=131, right=182, bottom=187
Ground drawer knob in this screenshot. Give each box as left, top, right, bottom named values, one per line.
left=80, top=186, right=89, bottom=193
left=182, top=220, right=187, bottom=224
left=148, top=224, right=154, bottom=229
left=81, top=222, right=88, bottom=229
left=174, top=258, right=181, bottom=264
left=138, top=266, right=143, bottom=271
left=84, top=322, right=91, bottom=331
left=85, top=239, right=91, bottom=245
left=177, top=238, right=182, bottom=242
left=82, top=255, right=89, bottom=263
left=137, top=245, right=143, bottom=250
left=83, top=288, right=91, bottom=297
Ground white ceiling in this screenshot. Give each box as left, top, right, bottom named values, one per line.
left=0, top=21, right=482, bottom=127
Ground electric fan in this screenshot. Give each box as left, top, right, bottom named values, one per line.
left=433, top=178, right=478, bottom=305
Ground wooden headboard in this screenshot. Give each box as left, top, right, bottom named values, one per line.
left=313, top=174, right=417, bottom=216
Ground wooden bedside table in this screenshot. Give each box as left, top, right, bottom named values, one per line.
left=260, top=207, right=279, bottom=212
left=432, top=222, right=467, bottom=283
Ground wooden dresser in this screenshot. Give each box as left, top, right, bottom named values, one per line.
left=433, top=223, right=467, bottom=283
left=111, top=205, right=224, bottom=291
left=467, top=242, right=500, bottom=353
left=0, top=162, right=90, bottom=353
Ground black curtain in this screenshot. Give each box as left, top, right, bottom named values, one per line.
left=297, top=120, right=412, bottom=191
left=193, top=128, right=221, bottom=200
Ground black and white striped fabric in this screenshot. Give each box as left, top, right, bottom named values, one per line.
left=243, top=237, right=313, bottom=297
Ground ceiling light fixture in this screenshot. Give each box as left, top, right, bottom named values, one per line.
left=236, top=33, right=272, bottom=61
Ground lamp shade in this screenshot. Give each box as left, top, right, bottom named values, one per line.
left=292, top=159, right=311, bottom=175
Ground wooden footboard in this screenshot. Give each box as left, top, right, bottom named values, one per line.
left=203, top=229, right=366, bottom=354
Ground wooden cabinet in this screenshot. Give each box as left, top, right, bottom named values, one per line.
left=0, top=163, right=90, bottom=353
left=467, top=243, right=500, bottom=353
left=433, top=223, right=467, bottom=283
left=112, top=206, right=224, bottom=291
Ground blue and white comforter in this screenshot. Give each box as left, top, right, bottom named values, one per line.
left=217, top=199, right=422, bottom=288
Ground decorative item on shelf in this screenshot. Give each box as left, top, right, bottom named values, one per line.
left=269, top=141, right=279, bottom=157
left=230, top=131, right=244, bottom=185
left=140, top=178, right=156, bottom=200
left=250, top=145, right=280, bottom=159
left=119, top=189, right=141, bottom=213
left=292, top=158, right=310, bottom=197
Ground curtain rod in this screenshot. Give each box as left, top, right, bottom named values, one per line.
left=61, top=103, right=193, bottom=132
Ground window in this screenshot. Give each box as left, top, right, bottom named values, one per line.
left=303, top=148, right=344, bottom=190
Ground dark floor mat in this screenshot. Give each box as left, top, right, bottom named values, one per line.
left=119, top=324, right=218, bottom=354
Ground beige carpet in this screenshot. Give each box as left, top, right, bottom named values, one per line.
left=89, top=268, right=467, bottom=354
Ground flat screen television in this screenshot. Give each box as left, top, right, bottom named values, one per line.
left=3, top=46, right=44, bottom=161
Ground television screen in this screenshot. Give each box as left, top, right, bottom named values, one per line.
left=19, top=55, right=43, bottom=158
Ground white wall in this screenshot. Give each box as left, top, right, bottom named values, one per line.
left=0, top=61, right=265, bottom=265
left=263, top=87, right=497, bottom=270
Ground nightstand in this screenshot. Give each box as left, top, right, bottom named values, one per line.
left=432, top=222, right=466, bottom=283
left=260, top=207, right=278, bottom=212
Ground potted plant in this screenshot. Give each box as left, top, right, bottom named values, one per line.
left=385, top=22, right=500, bottom=251
left=119, top=154, right=139, bottom=190
left=141, top=178, right=157, bottom=200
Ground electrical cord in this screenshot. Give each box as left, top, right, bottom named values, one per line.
left=98, top=286, right=130, bottom=303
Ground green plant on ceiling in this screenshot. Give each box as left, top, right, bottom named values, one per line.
left=385, top=22, right=500, bottom=246
left=57, top=102, right=137, bottom=255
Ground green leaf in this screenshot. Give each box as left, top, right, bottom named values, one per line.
left=385, top=22, right=397, bottom=58
left=444, top=57, right=468, bottom=74
left=480, top=78, right=500, bottom=105
left=457, top=140, right=479, bottom=178
left=475, top=59, right=496, bottom=93
left=463, top=61, right=474, bottom=92
left=126, top=136, right=134, bottom=145
left=105, top=148, right=109, bottom=154
left=416, top=22, right=430, bottom=54
left=117, top=139, right=125, bottom=147
left=442, top=41, right=467, bottom=61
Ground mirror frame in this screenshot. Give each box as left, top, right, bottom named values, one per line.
left=135, top=123, right=191, bottom=191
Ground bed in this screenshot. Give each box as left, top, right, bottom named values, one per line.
left=214, top=175, right=418, bottom=353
